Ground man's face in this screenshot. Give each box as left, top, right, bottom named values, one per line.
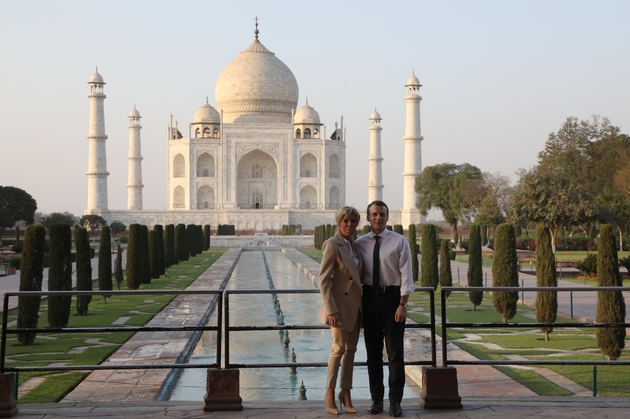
left=368, top=204, right=389, bottom=234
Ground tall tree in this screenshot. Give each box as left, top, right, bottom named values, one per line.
left=109, top=220, right=127, bottom=237
left=79, top=214, right=108, bottom=235
left=140, top=225, right=151, bottom=284
left=507, top=168, right=597, bottom=253
left=474, top=172, right=512, bottom=226
left=165, top=224, right=175, bottom=267
left=126, top=224, right=142, bottom=290
left=535, top=225, right=557, bottom=341
left=187, top=224, right=197, bottom=257
left=408, top=224, right=419, bottom=283
left=596, top=224, right=626, bottom=360
left=0, top=186, right=37, bottom=227
left=203, top=224, right=210, bottom=251
left=420, top=224, right=438, bottom=290
left=491, top=223, right=519, bottom=323
left=75, top=226, right=93, bottom=315
left=17, top=225, right=46, bottom=345
left=98, top=226, right=113, bottom=301
left=40, top=212, right=77, bottom=228
left=439, top=239, right=453, bottom=299
left=467, top=224, right=483, bottom=310
left=48, top=224, right=72, bottom=328
left=415, top=163, right=483, bottom=245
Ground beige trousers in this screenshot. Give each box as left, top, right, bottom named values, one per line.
left=326, top=316, right=360, bottom=390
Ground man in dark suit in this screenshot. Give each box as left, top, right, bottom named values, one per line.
left=356, top=200, right=415, bottom=417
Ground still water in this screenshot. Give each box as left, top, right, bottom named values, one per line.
left=169, top=250, right=419, bottom=401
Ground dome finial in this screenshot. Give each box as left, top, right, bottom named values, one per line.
left=254, top=16, right=259, bottom=40
left=206, top=95, right=209, bottom=104
left=306, top=96, right=308, bottom=105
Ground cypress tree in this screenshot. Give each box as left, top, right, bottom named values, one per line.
left=175, top=223, right=188, bottom=262
left=492, top=223, right=519, bottom=323
left=480, top=224, right=488, bottom=246
left=48, top=223, right=72, bottom=328
left=596, top=224, right=626, bottom=360
left=165, top=224, right=175, bottom=267
left=154, top=225, right=165, bottom=275
left=140, top=225, right=151, bottom=284
left=115, top=243, right=123, bottom=290
left=75, top=226, right=93, bottom=315
left=126, top=224, right=142, bottom=290
left=17, top=225, right=46, bottom=345
left=362, top=225, right=371, bottom=235
left=187, top=224, right=197, bottom=257
left=535, top=225, right=557, bottom=341
left=98, top=226, right=113, bottom=301
left=408, top=224, right=419, bottom=283
left=439, top=239, right=453, bottom=299
left=420, top=224, right=439, bottom=290
left=203, top=225, right=210, bottom=251
left=468, top=224, right=483, bottom=310
left=514, top=225, right=522, bottom=237
left=149, top=229, right=160, bottom=279
left=393, top=224, right=403, bottom=235
left=197, top=225, right=204, bottom=254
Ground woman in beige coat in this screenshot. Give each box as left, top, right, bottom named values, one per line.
left=319, top=206, right=363, bottom=415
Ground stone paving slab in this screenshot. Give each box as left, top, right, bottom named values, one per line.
left=14, top=397, right=630, bottom=418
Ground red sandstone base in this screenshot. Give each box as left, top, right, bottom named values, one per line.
left=203, top=369, right=243, bottom=411
left=0, top=374, right=18, bottom=418
left=419, top=366, right=463, bottom=409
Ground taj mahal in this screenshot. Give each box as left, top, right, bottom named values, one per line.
left=85, top=24, right=423, bottom=231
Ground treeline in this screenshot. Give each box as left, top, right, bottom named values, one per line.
left=16, top=222, right=212, bottom=346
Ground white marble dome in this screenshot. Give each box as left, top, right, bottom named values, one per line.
left=89, top=71, right=104, bottom=84
left=406, top=72, right=421, bottom=86
left=294, top=102, right=320, bottom=124
left=370, top=109, right=381, bottom=120
left=215, top=38, right=299, bottom=123
left=194, top=102, right=220, bottom=123
left=129, top=107, right=141, bottom=118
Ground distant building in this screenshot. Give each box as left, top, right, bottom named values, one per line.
left=85, top=23, right=422, bottom=230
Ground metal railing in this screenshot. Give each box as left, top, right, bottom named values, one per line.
left=1, top=289, right=223, bottom=374
left=223, top=287, right=437, bottom=369
left=440, top=286, right=630, bottom=367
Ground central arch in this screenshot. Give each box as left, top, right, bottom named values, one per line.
left=236, top=149, right=278, bottom=209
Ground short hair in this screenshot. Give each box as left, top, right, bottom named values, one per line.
left=367, top=200, right=389, bottom=217
left=335, top=206, right=360, bottom=224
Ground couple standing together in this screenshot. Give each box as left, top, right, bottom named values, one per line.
left=319, top=200, right=415, bottom=417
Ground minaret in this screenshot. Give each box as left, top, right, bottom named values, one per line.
left=86, top=68, right=109, bottom=211
left=402, top=71, right=423, bottom=214
left=127, top=106, right=143, bottom=210
left=368, top=109, right=384, bottom=202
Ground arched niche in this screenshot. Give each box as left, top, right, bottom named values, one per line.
left=300, top=153, right=317, bottom=177
left=197, top=185, right=215, bottom=209
left=329, top=154, right=341, bottom=178
left=173, top=185, right=185, bottom=209
left=196, top=153, right=215, bottom=177
left=329, top=185, right=340, bottom=209
left=173, top=154, right=185, bottom=178
left=236, top=149, right=278, bottom=209
left=300, top=185, right=317, bottom=209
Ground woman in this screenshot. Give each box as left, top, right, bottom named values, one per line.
left=319, top=206, right=363, bottom=415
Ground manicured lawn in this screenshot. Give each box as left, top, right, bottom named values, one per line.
left=4, top=249, right=226, bottom=403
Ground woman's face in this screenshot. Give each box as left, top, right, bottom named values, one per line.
left=338, top=213, right=359, bottom=238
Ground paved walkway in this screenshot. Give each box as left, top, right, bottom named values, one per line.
left=3, top=248, right=630, bottom=417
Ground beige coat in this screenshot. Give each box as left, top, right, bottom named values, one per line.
left=319, top=231, right=364, bottom=332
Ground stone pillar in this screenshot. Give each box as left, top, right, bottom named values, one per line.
left=127, top=107, right=143, bottom=210
left=419, top=366, right=462, bottom=409
left=86, top=69, right=109, bottom=211
left=402, top=72, right=423, bottom=213
left=0, top=373, right=18, bottom=417
left=368, top=109, right=383, bottom=203
left=203, top=369, right=243, bottom=411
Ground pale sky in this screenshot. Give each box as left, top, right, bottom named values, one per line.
left=1, top=0, right=629, bottom=220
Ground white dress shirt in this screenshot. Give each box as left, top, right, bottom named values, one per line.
left=356, top=228, right=416, bottom=296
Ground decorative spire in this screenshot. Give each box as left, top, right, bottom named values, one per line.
left=254, top=16, right=259, bottom=40
left=306, top=97, right=308, bottom=105
left=206, top=95, right=209, bottom=104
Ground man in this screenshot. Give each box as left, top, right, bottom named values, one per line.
left=356, top=200, right=415, bottom=417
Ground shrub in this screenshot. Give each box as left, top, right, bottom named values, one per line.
left=165, top=224, right=175, bottom=267
left=575, top=253, right=598, bottom=278
left=9, top=256, right=21, bottom=269
left=149, top=229, right=160, bottom=280
left=75, top=226, right=92, bottom=315
left=175, top=224, right=188, bottom=262
left=140, top=225, right=151, bottom=284
left=154, top=225, right=165, bottom=275
left=98, top=226, right=113, bottom=298
left=467, top=224, right=483, bottom=310
left=17, top=225, right=45, bottom=345
left=439, top=239, right=453, bottom=298
left=596, top=224, right=626, bottom=360
left=420, top=224, right=438, bottom=290
left=535, top=225, right=557, bottom=341
left=47, top=224, right=72, bottom=328
left=203, top=225, right=210, bottom=251
left=126, top=224, right=142, bottom=290
left=408, top=224, right=419, bottom=283
left=115, top=243, right=123, bottom=290
left=492, top=223, right=519, bottom=323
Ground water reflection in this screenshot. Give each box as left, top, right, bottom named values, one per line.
left=169, top=250, right=418, bottom=401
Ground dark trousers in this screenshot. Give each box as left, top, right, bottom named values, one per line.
left=362, top=285, right=405, bottom=403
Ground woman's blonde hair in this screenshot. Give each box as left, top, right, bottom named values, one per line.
left=335, top=206, right=360, bottom=225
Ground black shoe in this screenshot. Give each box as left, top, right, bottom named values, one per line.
left=389, top=401, right=402, bottom=417
left=367, top=401, right=383, bottom=414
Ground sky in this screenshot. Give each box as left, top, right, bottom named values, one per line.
left=1, top=0, right=629, bottom=221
